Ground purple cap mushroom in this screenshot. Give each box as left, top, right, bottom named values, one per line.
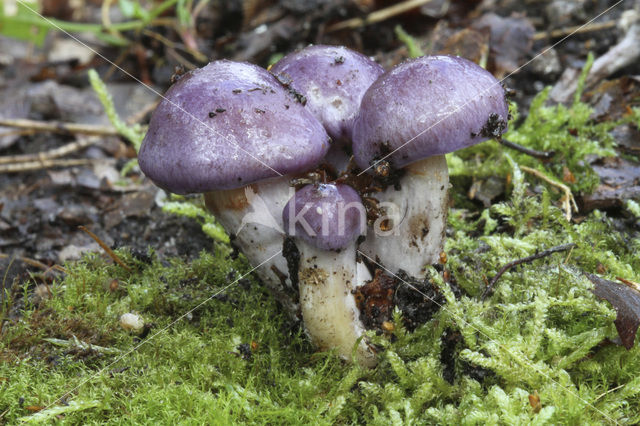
left=353, top=55, right=509, bottom=278
left=271, top=45, right=384, bottom=143
left=271, top=45, right=384, bottom=171
left=138, top=60, right=331, bottom=319
left=283, top=183, right=364, bottom=250
left=139, top=60, right=329, bottom=193
left=283, top=183, right=376, bottom=366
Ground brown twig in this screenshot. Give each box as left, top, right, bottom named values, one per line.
left=165, top=48, right=199, bottom=72
left=0, top=129, right=36, bottom=138
left=481, top=243, right=576, bottom=299
left=0, top=158, right=97, bottom=173
left=0, top=137, right=98, bottom=165
left=520, top=165, right=578, bottom=221
left=533, top=20, right=617, bottom=41
left=141, top=28, right=207, bottom=64
left=78, top=226, right=131, bottom=272
left=0, top=253, right=66, bottom=274
left=498, top=138, right=555, bottom=160
left=126, top=99, right=160, bottom=125
left=0, top=118, right=120, bottom=137
left=616, top=277, right=640, bottom=292
left=327, top=0, right=435, bottom=32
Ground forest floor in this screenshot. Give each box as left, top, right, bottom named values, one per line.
left=1, top=0, right=640, bottom=423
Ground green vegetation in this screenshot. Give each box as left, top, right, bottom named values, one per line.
left=88, top=69, right=146, bottom=151
left=2, top=81, right=640, bottom=423
left=394, top=25, right=425, bottom=59
left=1, top=24, right=639, bottom=425
left=0, top=0, right=197, bottom=47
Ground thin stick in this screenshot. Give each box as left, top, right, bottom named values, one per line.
left=616, top=276, right=640, bottom=292
left=327, top=0, right=435, bottom=32
left=520, top=165, right=578, bottom=221
left=0, top=158, right=95, bottom=173
left=0, top=137, right=98, bottom=165
left=78, top=226, right=131, bottom=272
left=0, top=129, right=36, bottom=138
left=126, top=99, right=159, bottom=124
left=498, top=138, right=555, bottom=160
left=593, top=384, right=625, bottom=402
left=533, top=20, right=616, bottom=41
left=141, top=28, right=207, bottom=63
left=481, top=243, right=576, bottom=299
left=0, top=253, right=67, bottom=273
left=0, top=118, right=120, bottom=137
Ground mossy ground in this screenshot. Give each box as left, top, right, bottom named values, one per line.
left=2, top=84, right=640, bottom=424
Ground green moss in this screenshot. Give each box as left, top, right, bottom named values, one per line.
left=448, top=53, right=634, bottom=200
left=3, top=61, right=640, bottom=424
left=3, top=175, right=640, bottom=423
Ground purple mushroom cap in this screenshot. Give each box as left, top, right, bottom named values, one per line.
left=352, top=55, right=509, bottom=170
left=283, top=183, right=364, bottom=251
left=271, top=45, right=384, bottom=143
left=138, top=60, right=330, bottom=194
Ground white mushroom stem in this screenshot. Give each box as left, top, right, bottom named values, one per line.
left=359, top=155, right=449, bottom=278
left=204, top=177, right=298, bottom=317
left=296, top=240, right=376, bottom=367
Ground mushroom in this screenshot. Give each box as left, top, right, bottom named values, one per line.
left=352, top=55, right=509, bottom=278
left=282, top=183, right=376, bottom=366
left=270, top=45, right=384, bottom=171
left=138, top=60, right=330, bottom=317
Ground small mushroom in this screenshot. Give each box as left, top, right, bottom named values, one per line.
left=282, top=183, right=376, bottom=366
left=353, top=55, right=509, bottom=278
left=138, top=60, right=331, bottom=317
left=271, top=45, right=384, bottom=171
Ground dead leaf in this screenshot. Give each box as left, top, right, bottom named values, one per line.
left=610, top=124, right=640, bottom=157
left=580, top=157, right=640, bottom=211
left=468, top=176, right=506, bottom=207
left=587, top=273, right=640, bottom=349
left=562, top=166, right=576, bottom=184
left=472, top=13, right=535, bottom=77
left=438, top=28, right=490, bottom=65
left=528, top=390, right=542, bottom=414
left=585, top=76, right=640, bottom=122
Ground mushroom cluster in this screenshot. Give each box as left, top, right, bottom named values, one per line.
left=138, top=45, right=508, bottom=367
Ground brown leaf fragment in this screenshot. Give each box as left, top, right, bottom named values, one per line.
left=580, top=157, right=640, bottom=212
left=585, top=77, right=640, bottom=122
left=587, top=273, right=640, bottom=349
left=472, top=13, right=535, bottom=77
left=529, top=390, right=542, bottom=414
left=562, top=166, right=576, bottom=184
left=610, top=124, right=640, bottom=157
left=438, top=28, right=490, bottom=65
left=468, top=176, right=506, bottom=207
